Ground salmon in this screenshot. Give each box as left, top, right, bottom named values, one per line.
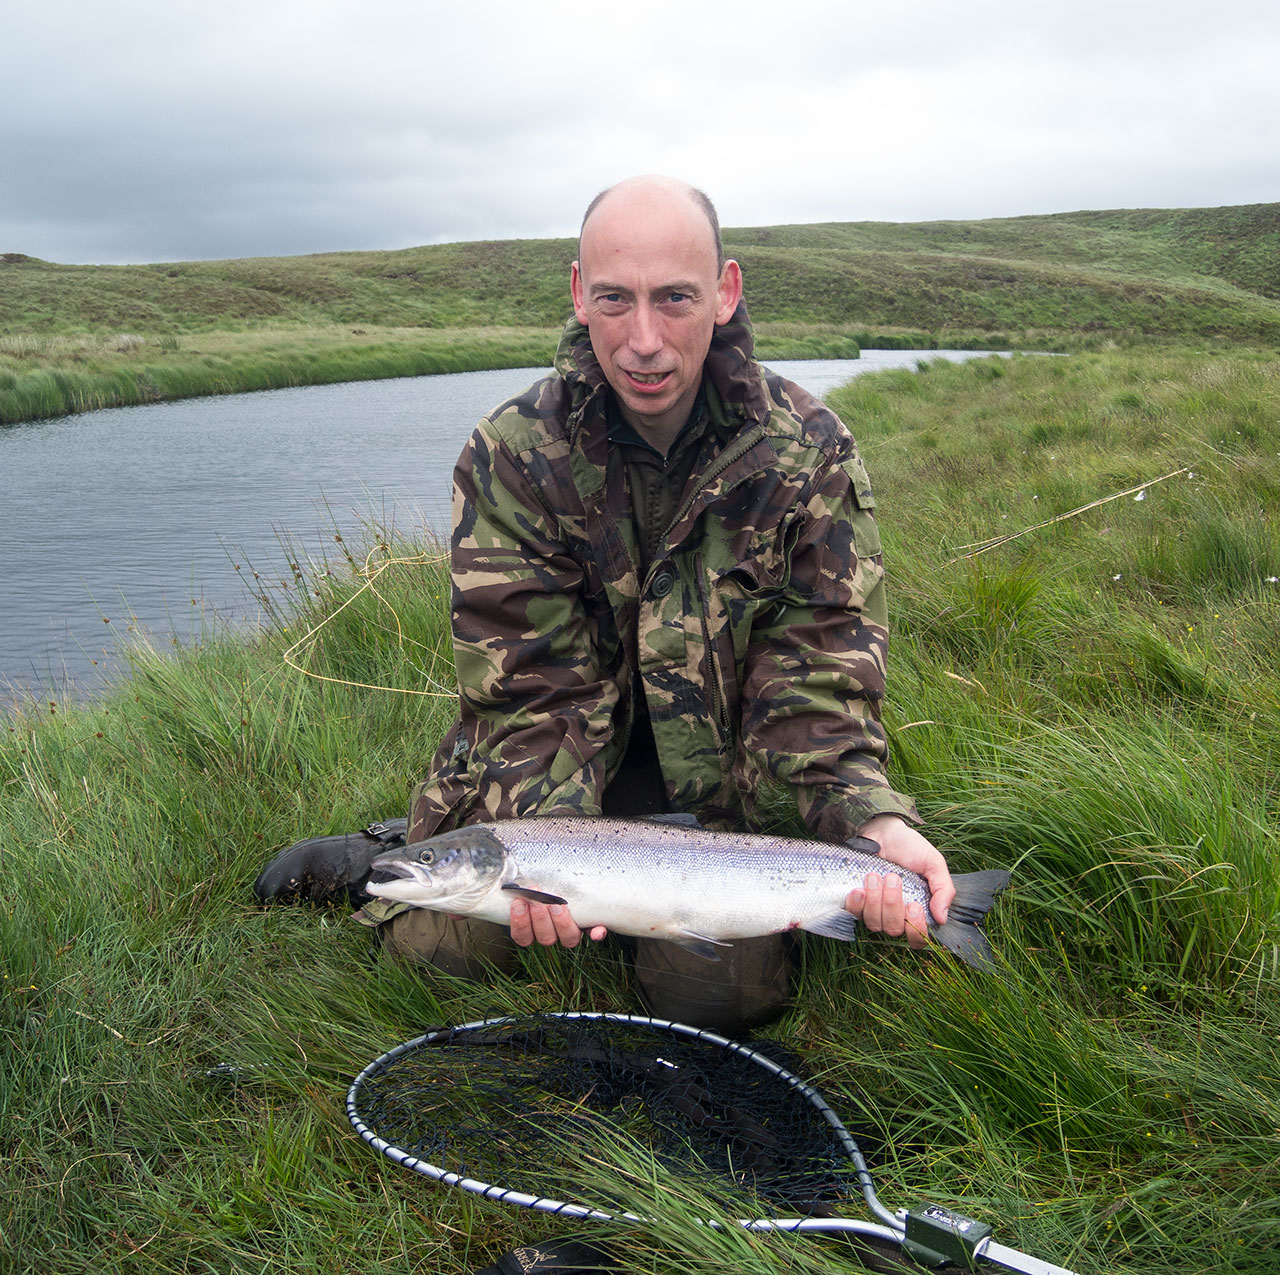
left=366, top=815, right=1009, bottom=967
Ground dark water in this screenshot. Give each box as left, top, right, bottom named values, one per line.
left=0, top=352, right=1000, bottom=699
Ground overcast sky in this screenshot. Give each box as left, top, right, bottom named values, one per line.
left=2, top=0, right=1277, bottom=266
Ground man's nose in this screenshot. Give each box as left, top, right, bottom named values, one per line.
left=627, top=304, right=663, bottom=358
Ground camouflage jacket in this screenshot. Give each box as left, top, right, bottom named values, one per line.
left=407, top=302, right=919, bottom=845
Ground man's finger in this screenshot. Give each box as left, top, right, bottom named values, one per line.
left=528, top=901, right=562, bottom=946
left=926, top=867, right=955, bottom=925
left=549, top=904, right=582, bottom=949
left=879, top=871, right=906, bottom=937
left=509, top=898, right=533, bottom=947
left=904, top=901, right=930, bottom=948
left=860, top=872, right=883, bottom=932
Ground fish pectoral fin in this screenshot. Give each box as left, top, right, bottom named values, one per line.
left=801, top=911, right=860, bottom=943
left=670, top=930, right=731, bottom=961
left=500, top=883, right=569, bottom=906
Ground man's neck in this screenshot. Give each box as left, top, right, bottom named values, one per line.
left=617, top=382, right=702, bottom=458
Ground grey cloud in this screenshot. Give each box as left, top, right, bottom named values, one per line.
left=2, top=0, right=1277, bottom=265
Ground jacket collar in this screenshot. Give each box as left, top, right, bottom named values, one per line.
left=552, top=299, right=769, bottom=445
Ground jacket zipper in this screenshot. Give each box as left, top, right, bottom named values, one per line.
left=694, top=550, right=729, bottom=740
left=640, top=420, right=769, bottom=597
left=663, top=421, right=769, bottom=543
left=648, top=421, right=769, bottom=742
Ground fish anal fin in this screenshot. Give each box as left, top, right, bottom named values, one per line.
left=669, top=930, right=730, bottom=961
left=500, top=882, right=569, bottom=906
left=802, top=911, right=860, bottom=943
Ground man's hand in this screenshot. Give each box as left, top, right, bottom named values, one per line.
left=845, top=814, right=955, bottom=951
left=509, top=897, right=608, bottom=949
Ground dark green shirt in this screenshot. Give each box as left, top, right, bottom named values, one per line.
left=607, top=383, right=716, bottom=579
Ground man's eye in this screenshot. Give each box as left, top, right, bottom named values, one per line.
left=666, top=292, right=690, bottom=305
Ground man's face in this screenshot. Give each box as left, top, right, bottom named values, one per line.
left=571, top=185, right=742, bottom=446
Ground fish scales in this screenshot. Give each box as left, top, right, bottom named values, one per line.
left=486, top=817, right=911, bottom=932
left=367, top=815, right=1009, bottom=967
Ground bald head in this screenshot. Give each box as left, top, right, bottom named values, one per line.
left=579, top=176, right=725, bottom=275
left=569, top=174, right=743, bottom=446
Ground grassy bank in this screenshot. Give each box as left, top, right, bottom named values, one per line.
left=3, top=347, right=1277, bottom=1273
left=0, top=322, right=872, bottom=425
left=4, top=202, right=1278, bottom=423
left=0, top=325, right=560, bottom=423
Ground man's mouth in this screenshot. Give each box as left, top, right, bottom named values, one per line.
left=624, top=370, right=671, bottom=387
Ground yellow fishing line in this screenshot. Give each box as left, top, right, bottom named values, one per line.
left=282, top=542, right=456, bottom=698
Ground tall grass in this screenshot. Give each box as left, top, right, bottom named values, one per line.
left=2, top=348, right=1277, bottom=1273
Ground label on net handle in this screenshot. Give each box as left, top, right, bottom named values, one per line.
left=904, top=1204, right=995, bottom=1268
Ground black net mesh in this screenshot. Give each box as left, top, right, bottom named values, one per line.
left=350, top=1015, right=868, bottom=1215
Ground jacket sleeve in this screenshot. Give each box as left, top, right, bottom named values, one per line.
left=735, top=449, right=920, bottom=843
left=444, top=420, right=618, bottom=820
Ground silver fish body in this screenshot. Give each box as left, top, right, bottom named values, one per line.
left=367, top=815, right=1009, bottom=967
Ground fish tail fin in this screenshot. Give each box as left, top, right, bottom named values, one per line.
left=932, top=869, right=1011, bottom=970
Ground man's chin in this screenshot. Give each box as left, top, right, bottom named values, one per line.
left=620, top=389, right=673, bottom=415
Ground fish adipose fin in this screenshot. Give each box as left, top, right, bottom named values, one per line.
left=933, top=869, right=1011, bottom=969
left=500, top=883, right=569, bottom=906
left=801, top=911, right=861, bottom=943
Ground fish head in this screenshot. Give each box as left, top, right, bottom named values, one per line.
left=365, top=827, right=508, bottom=912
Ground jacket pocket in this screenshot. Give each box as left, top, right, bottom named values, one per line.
left=841, top=455, right=883, bottom=559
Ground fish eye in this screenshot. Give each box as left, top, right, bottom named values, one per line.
left=415, top=848, right=435, bottom=865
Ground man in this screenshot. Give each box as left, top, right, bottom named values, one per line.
left=256, top=175, right=954, bottom=1034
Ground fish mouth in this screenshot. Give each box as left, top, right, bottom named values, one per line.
left=368, top=854, right=417, bottom=883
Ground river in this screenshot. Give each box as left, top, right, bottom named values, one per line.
left=0, top=351, right=1000, bottom=699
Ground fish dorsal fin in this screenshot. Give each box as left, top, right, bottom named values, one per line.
left=641, top=812, right=703, bottom=829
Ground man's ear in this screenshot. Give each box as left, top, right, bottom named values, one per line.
left=715, top=259, right=743, bottom=325
left=570, top=261, right=589, bottom=325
